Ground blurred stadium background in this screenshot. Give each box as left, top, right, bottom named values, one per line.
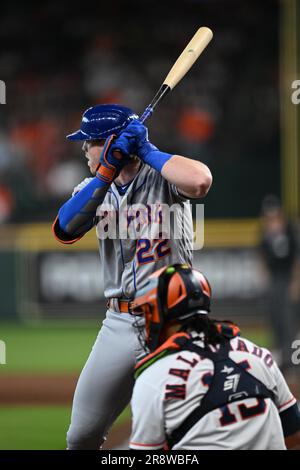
left=0, top=0, right=299, bottom=449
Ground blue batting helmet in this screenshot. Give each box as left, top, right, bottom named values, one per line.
left=67, top=104, right=139, bottom=141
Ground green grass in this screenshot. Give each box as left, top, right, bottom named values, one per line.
left=0, top=405, right=131, bottom=450
left=0, top=406, right=71, bottom=450
left=240, top=326, right=273, bottom=350
left=0, top=323, right=274, bottom=375
left=0, top=324, right=101, bottom=374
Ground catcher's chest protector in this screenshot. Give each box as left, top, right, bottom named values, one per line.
left=167, top=339, right=275, bottom=448
left=135, top=333, right=275, bottom=449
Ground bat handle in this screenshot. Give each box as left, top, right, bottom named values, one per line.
left=114, top=83, right=171, bottom=156
left=113, top=84, right=170, bottom=158
left=138, top=84, right=170, bottom=124
left=139, top=106, right=154, bottom=124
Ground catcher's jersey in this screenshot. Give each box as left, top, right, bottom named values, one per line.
left=76, top=163, right=193, bottom=298
left=130, top=335, right=297, bottom=450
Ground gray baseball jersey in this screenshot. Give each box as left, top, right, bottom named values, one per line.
left=78, top=162, right=193, bottom=299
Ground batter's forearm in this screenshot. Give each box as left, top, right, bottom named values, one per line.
left=54, top=133, right=134, bottom=240
left=56, top=177, right=110, bottom=237
left=161, top=155, right=212, bottom=198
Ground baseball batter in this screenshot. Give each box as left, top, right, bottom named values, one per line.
left=130, top=264, right=300, bottom=450
left=52, top=104, right=212, bottom=449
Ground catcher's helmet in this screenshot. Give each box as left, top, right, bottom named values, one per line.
left=131, top=264, right=212, bottom=352
left=67, top=104, right=138, bottom=141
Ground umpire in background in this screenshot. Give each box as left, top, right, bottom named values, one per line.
left=259, top=195, right=300, bottom=373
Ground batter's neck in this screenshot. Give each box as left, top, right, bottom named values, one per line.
left=115, top=159, right=142, bottom=186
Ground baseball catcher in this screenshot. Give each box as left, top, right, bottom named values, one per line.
left=52, top=104, right=212, bottom=449
left=130, top=264, right=300, bottom=450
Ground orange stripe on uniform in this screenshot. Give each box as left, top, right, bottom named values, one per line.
left=278, top=397, right=296, bottom=411
left=129, top=441, right=166, bottom=448
left=52, top=215, right=84, bottom=245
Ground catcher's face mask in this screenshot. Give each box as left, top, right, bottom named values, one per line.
left=131, top=264, right=212, bottom=352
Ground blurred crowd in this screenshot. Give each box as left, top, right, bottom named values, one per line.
left=0, top=0, right=280, bottom=222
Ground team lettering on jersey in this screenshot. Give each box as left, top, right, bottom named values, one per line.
left=164, top=353, right=199, bottom=400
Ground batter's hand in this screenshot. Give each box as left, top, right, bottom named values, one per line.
left=110, top=129, right=137, bottom=156
left=120, top=120, right=158, bottom=162
left=96, top=135, right=131, bottom=184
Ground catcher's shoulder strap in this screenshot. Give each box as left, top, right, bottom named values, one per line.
left=167, top=339, right=276, bottom=449
left=134, top=332, right=191, bottom=379
left=134, top=322, right=240, bottom=379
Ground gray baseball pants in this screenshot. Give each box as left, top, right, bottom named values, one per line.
left=66, top=308, right=145, bottom=449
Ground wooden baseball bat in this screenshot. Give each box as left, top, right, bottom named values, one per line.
left=139, top=26, right=213, bottom=123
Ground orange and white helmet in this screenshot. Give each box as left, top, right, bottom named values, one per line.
left=131, top=264, right=212, bottom=352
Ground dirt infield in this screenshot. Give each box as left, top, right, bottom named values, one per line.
left=1, top=373, right=300, bottom=405
left=102, top=421, right=131, bottom=450
left=0, top=373, right=131, bottom=449
left=0, top=374, right=78, bottom=405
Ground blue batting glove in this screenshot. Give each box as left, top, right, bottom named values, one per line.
left=120, top=120, right=158, bottom=159
left=120, top=120, right=172, bottom=173
left=96, top=135, right=131, bottom=184
left=110, top=129, right=138, bottom=156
